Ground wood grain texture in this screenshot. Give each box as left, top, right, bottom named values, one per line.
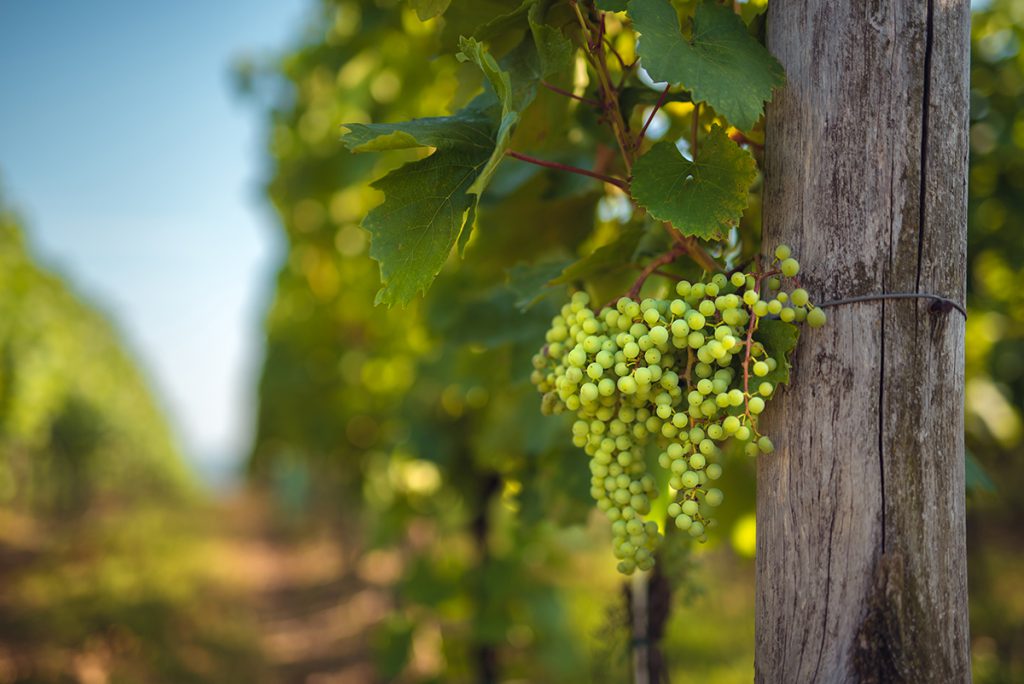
left=756, top=1, right=971, bottom=681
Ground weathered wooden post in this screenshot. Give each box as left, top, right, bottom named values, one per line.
left=756, top=1, right=972, bottom=681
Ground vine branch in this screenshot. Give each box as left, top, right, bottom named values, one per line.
left=505, top=150, right=629, bottom=189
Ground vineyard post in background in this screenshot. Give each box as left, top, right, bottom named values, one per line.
left=756, top=0, right=971, bottom=681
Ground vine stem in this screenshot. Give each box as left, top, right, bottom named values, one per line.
left=505, top=150, right=628, bottom=189
left=741, top=258, right=766, bottom=427
left=541, top=80, right=601, bottom=107
left=571, top=2, right=635, bottom=172
left=631, top=573, right=651, bottom=684
left=729, top=130, right=764, bottom=151
left=627, top=242, right=688, bottom=299
left=636, top=84, right=671, bottom=147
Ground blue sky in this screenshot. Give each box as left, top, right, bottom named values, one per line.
left=0, top=1, right=309, bottom=480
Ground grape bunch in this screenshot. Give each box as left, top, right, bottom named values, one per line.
left=531, top=245, right=825, bottom=574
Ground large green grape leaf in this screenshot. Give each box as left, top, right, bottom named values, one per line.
left=630, top=125, right=756, bottom=240
left=628, top=0, right=784, bottom=130
left=753, top=318, right=799, bottom=387
left=363, top=149, right=492, bottom=306
left=341, top=37, right=543, bottom=306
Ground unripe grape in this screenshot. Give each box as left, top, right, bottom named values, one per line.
left=758, top=381, right=773, bottom=396
left=689, top=453, right=706, bottom=469
left=681, top=471, right=700, bottom=489
left=675, top=514, right=693, bottom=530
left=705, top=282, right=720, bottom=297
left=780, top=307, right=796, bottom=322
left=649, top=325, right=669, bottom=346
left=688, top=521, right=705, bottom=537
left=807, top=307, right=827, bottom=328
left=617, top=376, right=638, bottom=394
left=791, top=288, right=809, bottom=307
left=699, top=300, right=716, bottom=316
left=774, top=244, right=791, bottom=260
left=705, top=488, right=724, bottom=507
left=781, top=258, right=800, bottom=277
left=706, top=463, right=723, bottom=480
left=767, top=300, right=783, bottom=315
left=731, top=272, right=746, bottom=287
left=758, top=436, right=775, bottom=453
left=644, top=308, right=661, bottom=326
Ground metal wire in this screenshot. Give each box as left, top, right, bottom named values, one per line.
left=817, top=292, right=967, bottom=319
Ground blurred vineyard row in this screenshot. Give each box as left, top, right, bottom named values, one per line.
left=0, top=0, right=1021, bottom=682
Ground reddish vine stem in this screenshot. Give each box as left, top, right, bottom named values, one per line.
left=636, top=84, right=672, bottom=147
left=729, top=130, right=764, bottom=151
left=571, top=1, right=635, bottom=171
left=541, top=80, right=601, bottom=107
left=627, top=242, right=688, bottom=299
left=505, top=150, right=629, bottom=189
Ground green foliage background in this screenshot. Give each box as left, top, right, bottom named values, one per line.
left=0, top=0, right=1020, bottom=682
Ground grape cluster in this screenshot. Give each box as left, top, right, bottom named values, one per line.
left=531, top=245, right=825, bottom=574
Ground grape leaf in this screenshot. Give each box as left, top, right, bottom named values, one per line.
left=630, top=125, right=756, bottom=240
left=550, top=225, right=645, bottom=285
left=341, top=112, right=495, bottom=153
left=410, top=0, right=451, bottom=21
left=363, top=148, right=492, bottom=306
left=507, top=259, right=573, bottom=311
left=628, top=0, right=784, bottom=130
left=528, top=1, right=574, bottom=78
left=341, top=37, right=542, bottom=306
left=753, top=319, right=799, bottom=387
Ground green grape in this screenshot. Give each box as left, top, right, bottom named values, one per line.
left=780, top=308, right=796, bottom=322
left=753, top=361, right=769, bottom=376
left=705, top=488, right=724, bottom=506
left=731, top=271, right=746, bottom=287
left=706, top=463, right=723, bottom=480
left=774, top=244, right=791, bottom=260
left=791, top=288, right=809, bottom=307
left=807, top=307, right=827, bottom=328
left=758, top=436, right=775, bottom=453
left=781, top=258, right=800, bottom=277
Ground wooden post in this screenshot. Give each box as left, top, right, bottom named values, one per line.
left=756, top=1, right=971, bottom=681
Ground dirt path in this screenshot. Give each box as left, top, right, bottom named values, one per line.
left=210, top=493, right=392, bottom=684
